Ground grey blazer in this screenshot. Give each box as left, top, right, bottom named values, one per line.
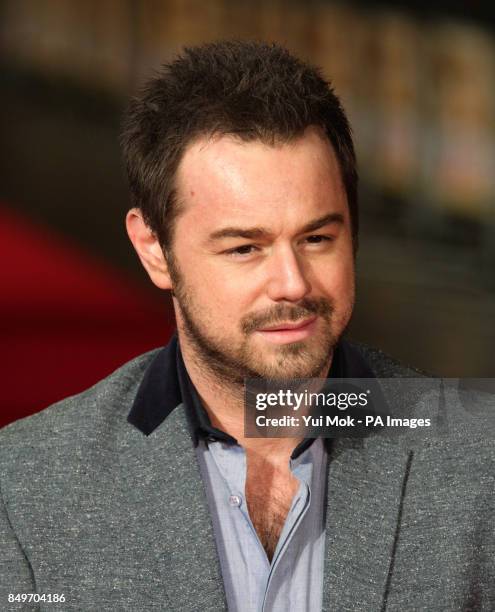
left=1, top=344, right=494, bottom=611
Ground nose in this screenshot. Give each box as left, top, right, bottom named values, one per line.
left=265, top=244, right=312, bottom=302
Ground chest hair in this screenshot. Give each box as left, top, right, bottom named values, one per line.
left=245, top=458, right=299, bottom=562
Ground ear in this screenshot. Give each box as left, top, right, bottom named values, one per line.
left=125, top=208, right=172, bottom=290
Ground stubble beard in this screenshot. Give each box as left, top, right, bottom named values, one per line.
left=169, top=257, right=345, bottom=387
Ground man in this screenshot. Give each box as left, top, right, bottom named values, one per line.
left=1, top=41, right=493, bottom=611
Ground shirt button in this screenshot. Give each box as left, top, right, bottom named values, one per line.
left=228, top=494, right=242, bottom=507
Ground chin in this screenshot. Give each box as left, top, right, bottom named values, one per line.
left=249, top=351, right=332, bottom=380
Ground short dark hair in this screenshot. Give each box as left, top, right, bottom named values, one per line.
left=121, top=40, right=358, bottom=252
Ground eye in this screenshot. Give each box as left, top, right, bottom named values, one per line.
left=224, top=244, right=259, bottom=257
left=304, top=235, right=333, bottom=244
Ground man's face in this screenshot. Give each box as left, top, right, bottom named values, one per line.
left=169, top=127, right=355, bottom=383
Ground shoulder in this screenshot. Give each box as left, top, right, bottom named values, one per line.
left=346, top=341, right=494, bottom=462
left=0, top=348, right=161, bottom=461
left=347, top=341, right=428, bottom=378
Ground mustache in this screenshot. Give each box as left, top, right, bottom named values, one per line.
left=241, top=297, right=333, bottom=335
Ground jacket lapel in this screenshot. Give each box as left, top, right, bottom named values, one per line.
left=122, top=403, right=227, bottom=612
left=322, top=436, right=414, bottom=611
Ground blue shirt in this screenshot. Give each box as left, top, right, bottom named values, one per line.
left=196, top=437, right=328, bottom=611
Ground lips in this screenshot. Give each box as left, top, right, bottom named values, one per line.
left=256, top=316, right=318, bottom=344
left=258, top=317, right=317, bottom=332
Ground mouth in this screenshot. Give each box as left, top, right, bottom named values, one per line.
left=256, top=317, right=318, bottom=344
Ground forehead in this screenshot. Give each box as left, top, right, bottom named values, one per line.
left=174, top=127, right=347, bottom=230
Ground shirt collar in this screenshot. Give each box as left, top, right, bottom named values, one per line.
left=127, top=335, right=182, bottom=435
left=175, top=343, right=237, bottom=447
left=128, top=333, right=376, bottom=446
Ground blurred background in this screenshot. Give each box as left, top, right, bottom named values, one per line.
left=1, top=0, right=495, bottom=427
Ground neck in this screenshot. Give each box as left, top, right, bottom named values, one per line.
left=178, top=334, right=332, bottom=459
left=179, top=335, right=248, bottom=442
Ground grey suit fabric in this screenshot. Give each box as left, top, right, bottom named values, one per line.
left=1, top=344, right=494, bottom=611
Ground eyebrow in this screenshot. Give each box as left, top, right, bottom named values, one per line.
left=207, top=213, right=345, bottom=242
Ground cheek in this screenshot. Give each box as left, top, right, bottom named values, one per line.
left=339, top=268, right=356, bottom=312
left=316, top=255, right=355, bottom=301
left=186, top=267, right=253, bottom=321
left=339, top=261, right=356, bottom=297
left=325, top=270, right=355, bottom=332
